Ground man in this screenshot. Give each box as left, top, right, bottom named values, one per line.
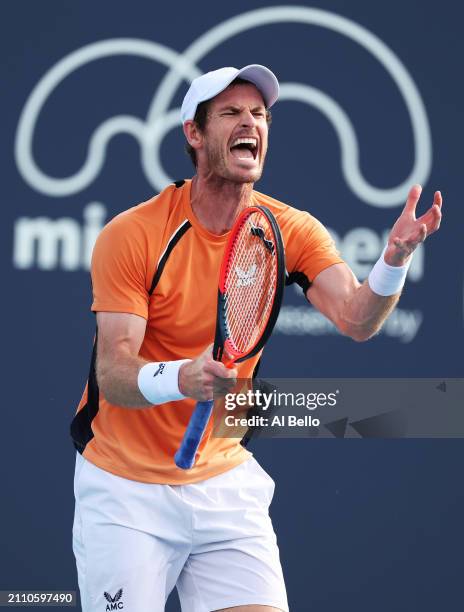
left=71, top=64, right=442, bottom=611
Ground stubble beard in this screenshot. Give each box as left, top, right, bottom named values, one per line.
left=205, top=141, right=265, bottom=185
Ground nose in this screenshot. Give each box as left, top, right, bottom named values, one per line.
left=239, top=108, right=257, bottom=127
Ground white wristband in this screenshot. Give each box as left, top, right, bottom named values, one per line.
left=368, top=247, right=413, bottom=296
left=137, top=360, right=191, bottom=405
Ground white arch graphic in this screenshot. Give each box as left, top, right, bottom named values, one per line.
left=14, top=39, right=201, bottom=197
left=15, top=6, right=432, bottom=207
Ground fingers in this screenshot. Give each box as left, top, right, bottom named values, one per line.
left=393, top=223, right=427, bottom=252
left=387, top=186, right=442, bottom=265
left=434, top=190, right=443, bottom=209
left=429, top=204, right=442, bottom=232
left=204, top=359, right=237, bottom=379
left=417, top=201, right=442, bottom=234
left=431, top=189, right=443, bottom=231
left=408, top=224, right=427, bottom=245
left=179, top=346, right=238, bottom=401
left=418, top=223, right=428, bottom=242
left=204, top=360, right=238, bottom=398
left=403, top=184, right=422, bottom=217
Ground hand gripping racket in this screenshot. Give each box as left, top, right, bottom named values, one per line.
left=175, top=205, right=285, bottom=469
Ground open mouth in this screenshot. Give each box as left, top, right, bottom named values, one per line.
left=229, top=137, right=258, bottom=161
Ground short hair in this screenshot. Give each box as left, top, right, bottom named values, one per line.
left=184, top=78, right=272, bottom=167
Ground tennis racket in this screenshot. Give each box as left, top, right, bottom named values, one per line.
left=175, top=205, right=285, bottom=469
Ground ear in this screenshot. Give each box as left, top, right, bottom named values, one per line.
left=183, top=120, right=203, bottom=150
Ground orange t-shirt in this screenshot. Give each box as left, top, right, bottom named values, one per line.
left=71, top=179, right=343, bottom=483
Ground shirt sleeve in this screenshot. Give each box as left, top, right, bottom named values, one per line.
left=90, top=213, right=150, bottom=319
left=284, top=209, right=344, bottom=292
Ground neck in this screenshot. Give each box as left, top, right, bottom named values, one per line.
left=190, top=173, right=254, bottom=234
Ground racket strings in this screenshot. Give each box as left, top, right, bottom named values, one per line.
left=224, top=212, right=277, bottom=354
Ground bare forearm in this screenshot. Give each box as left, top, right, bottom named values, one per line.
left=340, top=281, right=399, bottom=341
left=97, top=353, right=151, bottom=408
left=97, top=347, right=236, bottom=407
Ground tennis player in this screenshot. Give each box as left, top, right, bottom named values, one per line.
left=71, top=64, right=442, bottom=611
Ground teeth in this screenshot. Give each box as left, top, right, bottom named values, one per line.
left=231, top=137, right=257, bottom=148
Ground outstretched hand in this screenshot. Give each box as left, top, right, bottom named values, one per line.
left=384, top=184, right=442, bottom=266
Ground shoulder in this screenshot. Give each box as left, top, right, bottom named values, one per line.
left=97, top=182, right=187, bottom=249
left=108, top=183, right=181, bottom=231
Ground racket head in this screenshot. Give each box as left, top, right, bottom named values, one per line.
left=214, top=205, right=285, bottom=364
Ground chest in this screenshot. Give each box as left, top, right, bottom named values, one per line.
left=147, top=231, right=225, bottom=355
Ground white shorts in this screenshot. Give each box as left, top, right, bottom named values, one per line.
left=72, top=453, right=288, bottom=612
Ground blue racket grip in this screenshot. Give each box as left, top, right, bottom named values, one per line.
left=175, top=400, right=214, bottom=469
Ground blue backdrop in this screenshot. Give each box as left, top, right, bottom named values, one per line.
left=2, top=1, right=463, bottom=610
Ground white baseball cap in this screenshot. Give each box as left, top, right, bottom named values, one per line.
left=181, top=64, right=279, bottom=123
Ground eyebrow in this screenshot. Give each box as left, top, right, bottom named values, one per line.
left=217, top=104, right=266, bottom=113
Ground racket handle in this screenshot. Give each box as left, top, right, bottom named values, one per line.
left=175, top=400, right=214, bottom=469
